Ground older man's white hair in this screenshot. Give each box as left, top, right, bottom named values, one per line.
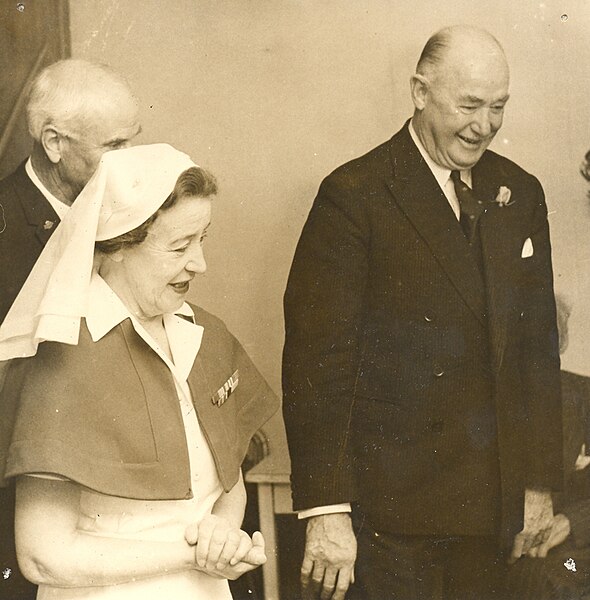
left=26, top=59, right=137, bottom=141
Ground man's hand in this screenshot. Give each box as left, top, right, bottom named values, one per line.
left=301, top=513, right=356, bottom=600
left=509, top=488, right=554, bottom=563
left=526, top=514, right=571, bottom=558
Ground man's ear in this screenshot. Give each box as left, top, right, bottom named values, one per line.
left=410, top=73, right=429, bottom=111
left=40, top=126, right=63, bottom=164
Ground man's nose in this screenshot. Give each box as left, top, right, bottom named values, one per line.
left=185, top=245, right=207, bottom=274
left=472, top=108, right=494, bottom=137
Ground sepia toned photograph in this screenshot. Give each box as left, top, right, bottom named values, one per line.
left=1, top=1, right=590, bottom=599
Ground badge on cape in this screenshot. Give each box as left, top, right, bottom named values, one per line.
left=211, top=370, right=239, bottom=406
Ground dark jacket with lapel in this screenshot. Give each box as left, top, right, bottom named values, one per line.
left=283, top=123, right=562, bottom=544
left=0, top=161, right=59, bottom=324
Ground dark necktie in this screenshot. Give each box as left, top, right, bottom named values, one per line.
left=450, top=170, right=484, bottom=243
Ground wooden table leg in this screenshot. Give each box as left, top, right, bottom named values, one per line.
left=258, top=482, right=279, bottom=600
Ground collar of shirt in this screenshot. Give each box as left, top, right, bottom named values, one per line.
left=25, top=157, right=70, bottom=220
left=86, top=272, right=203, bottom=382
left=408, top=120, right=473, bottom=220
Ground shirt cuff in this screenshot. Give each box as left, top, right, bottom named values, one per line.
left=297, top=503, right=352, bottom=520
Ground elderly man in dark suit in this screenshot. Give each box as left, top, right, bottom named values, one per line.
left=283, top=25, right=563, bottom=600
left=0, top=59, right=141, bottom=324
left=0, top=58, right=140, bottom=600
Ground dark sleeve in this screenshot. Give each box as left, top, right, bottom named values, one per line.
left=562, top=500, right=590, bottom=548
left=0, top=177, right=46, bottom=325
left=0, top=187, right=26, bottom=324
left=557, top=466, right=590, bottom=547
left=282, top=172, right=370, bottom=510
left=520, top=176, right=563, bottom=490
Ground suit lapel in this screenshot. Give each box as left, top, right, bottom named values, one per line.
left=11, top=162, right=61, bottom=246
left=387, top=125, right=487, bottom=325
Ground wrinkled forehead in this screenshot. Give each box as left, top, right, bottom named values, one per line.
left=433, top=32, right=508, bottom=81
left=72, top=88, right=140, bottom=138
left=435, top=49, right=510, bottom=99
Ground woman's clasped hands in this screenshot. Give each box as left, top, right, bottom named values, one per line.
left=185, top=515, right=266, bottom=579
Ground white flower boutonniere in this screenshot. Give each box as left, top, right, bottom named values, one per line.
left=494, top=186, right=514, bottom=207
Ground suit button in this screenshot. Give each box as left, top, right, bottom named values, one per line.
left=424, top=312, right=434, bottom=322
left=433, top=365, right=444, bottom=377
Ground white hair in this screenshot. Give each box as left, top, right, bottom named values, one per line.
left=26, top=59, right=136, bottom=140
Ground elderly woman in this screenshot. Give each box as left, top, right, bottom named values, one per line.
left=0, top=144, right=278, bottom=599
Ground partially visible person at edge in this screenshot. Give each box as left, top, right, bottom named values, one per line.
left=282, top=25, right=563, bottom=600
left=0, top=143, right=279, bottom=599
left=0, top=58, right=140, bottom=600
left=505, top=164, right=590, bottom=600
left=582, top=149, right=590, bottom=190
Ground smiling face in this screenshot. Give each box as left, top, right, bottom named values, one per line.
left=412, top=32, right=510, bottom=170
left=102, top=195, right=212, bottom=321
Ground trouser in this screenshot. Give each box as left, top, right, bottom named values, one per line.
left=348, top=516, right=507, bottom=600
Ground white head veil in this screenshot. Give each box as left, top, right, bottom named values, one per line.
left=0, top=143, right=197, bottom=360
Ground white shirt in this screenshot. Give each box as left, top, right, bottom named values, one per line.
left=299, top=123, right=473, bottom=521
left=25, top=157, right=70, bottom=220
left=408, top=120, right=473, bottom=220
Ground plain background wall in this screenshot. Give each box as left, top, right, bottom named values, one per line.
left=69, top=1, right=590, bottom=393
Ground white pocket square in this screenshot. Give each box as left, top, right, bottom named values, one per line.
left=521, top=237, right=534, bottom=258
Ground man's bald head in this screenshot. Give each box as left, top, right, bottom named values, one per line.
left=416, top=26, right=508, bottom=84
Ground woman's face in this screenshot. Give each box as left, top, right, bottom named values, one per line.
left=104, top=195, right=212, bottom=320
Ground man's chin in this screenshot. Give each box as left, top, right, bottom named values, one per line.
left=455, top=137, right=494, bottom=165
left=449, top=150, right=486, bottom=171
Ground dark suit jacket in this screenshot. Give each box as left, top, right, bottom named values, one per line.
left=0, top=160, right=59, bottom=324
left=283, top=123, right=563, bottom=545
